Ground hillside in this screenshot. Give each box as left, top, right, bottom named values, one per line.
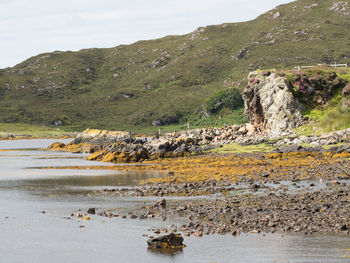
left=0, top=0, right=349, bottom=132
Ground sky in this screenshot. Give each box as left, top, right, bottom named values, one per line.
left=0, top=0, right=293, bottom=68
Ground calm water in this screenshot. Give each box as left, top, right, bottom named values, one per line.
left=0, top=139, right=349, bottom=263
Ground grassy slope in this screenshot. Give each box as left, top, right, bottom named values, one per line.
left=295, top=67, right=350, bottom=133
left=0, top=123, right=74, bottom=138
left=0, top=0, right=349, bottom=133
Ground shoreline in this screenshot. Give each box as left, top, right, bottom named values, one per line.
left=64, top=145, right=350, bottom=237
left=4, top=127, right=350, bottom=237
left=0, top=135, right=74, bottom=141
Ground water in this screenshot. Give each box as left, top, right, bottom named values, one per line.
left=0, top=139, right=349, bottom=263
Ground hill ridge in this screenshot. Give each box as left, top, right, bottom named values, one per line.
left=0, top=0, right=349, bottom=131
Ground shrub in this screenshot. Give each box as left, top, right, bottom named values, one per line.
left=205, top=88, right=244, bottom=114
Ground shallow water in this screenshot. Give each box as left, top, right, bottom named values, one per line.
left=0, top=139, right=349, bottom=263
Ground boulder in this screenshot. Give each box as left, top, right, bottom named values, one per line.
left=273, top=11, right=281, bottom=19
left=152, top=120, right=163, bottom=127
left=48, top=142, right=66, bottom=150
left=154, top=199, right=166, bottom=209
left=53, top=119, right=63, bottom=126
left=246, top=123, right=256, bottom=135
left=147, top=233, right=185, bottom=249
left=242, top=71, right=303, bottom=136
left=87, top=208, right=96, bottom=214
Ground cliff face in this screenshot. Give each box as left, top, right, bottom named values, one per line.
left=243, top=71, right=303, bottom=135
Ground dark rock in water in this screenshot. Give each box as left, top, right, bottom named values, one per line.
left=154, top=199, right=166, bottom=209
left=87, top=208, right=96, bottom=214
left=340, top=225, right=348, bottom=231
left=147, top=233, right=185, bottom=249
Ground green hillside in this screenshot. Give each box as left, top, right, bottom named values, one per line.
left=0, top=0, right=349, bottom=132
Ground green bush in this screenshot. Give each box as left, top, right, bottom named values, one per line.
left=204, top=88, right=243, bottom=114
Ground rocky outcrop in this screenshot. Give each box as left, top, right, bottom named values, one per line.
left=71, top=129, right=130, bottom=145
left=329, top=1, right=349, bottom=16
left=49, top=126, right=350, bottom=163
left=242, top=71, right=303, bottom=136
left=49, top=126, right=273, bottom=162
left=48, top=141, right=98, bottom=154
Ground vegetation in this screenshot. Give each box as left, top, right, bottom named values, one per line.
left=292, top=67, right=350, bottom=133
left=210, top=142, right=275, bottom=154
left=187, top=108, right=247, bottom=128
left=204, top=88, right=243, bottom=114
left=0, top=0, right=350, bottom=132
left=0, top=123, right=74, bottom=138
left=318, top=108, right=350, bottom=131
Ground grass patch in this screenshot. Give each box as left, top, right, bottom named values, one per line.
left=299, top=142, right=347, bottom=150
left=319, top=108, right=350, bottom=131
left=0, top=123, right=74, bottom=138
left=322, top=143, right=347, bottom=150
left=210, top=142, right=275, bottom=154
left=187, top=108, right=247, bottom=128
left=296, top=67, right=350, bottom=133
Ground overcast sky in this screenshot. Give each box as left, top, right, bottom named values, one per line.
left=0, top=0, right=293, bottom=68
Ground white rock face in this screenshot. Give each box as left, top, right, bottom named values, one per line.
left=242, top=71, right=303, bottom=136
left=329, top=2, right=349, bottom=16
left=272, top=11, right=281, bottom=19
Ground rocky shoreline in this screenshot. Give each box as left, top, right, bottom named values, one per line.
left=139, top=187, right=350, bottom=236
left=72, top=177, right=350, bottom=237
left=49, top=127, right=350, bottom=162
left=48, top=126, right=271, bottom=161
left=65, top=143, right=350, bottom=237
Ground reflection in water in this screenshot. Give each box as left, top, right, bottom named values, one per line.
left=0, top=139, right=162, bottom=198
left=147, top=247, right=184, bottom=256
left=3, top=171, right=161, bottom=199
left=22, top=171, right=160, bottom=187
left=0, top=139, right=350, bottom=263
